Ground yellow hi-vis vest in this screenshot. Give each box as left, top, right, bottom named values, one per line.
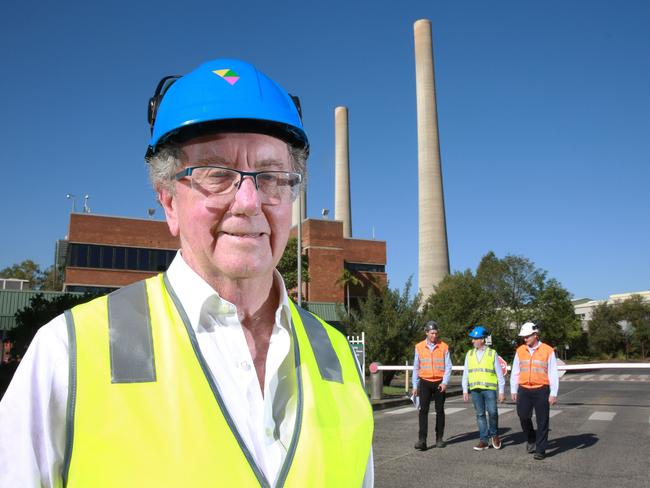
left=61, top=274, right=373, bottom=487
left=466, top=347, right=498, bottom=391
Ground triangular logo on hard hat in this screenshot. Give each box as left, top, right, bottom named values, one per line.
left=213, top=69, right=240, bottom=85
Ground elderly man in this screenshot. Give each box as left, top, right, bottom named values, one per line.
left=0, top=59, right=373, bottom=487
left=412, top=320, right=452, bottom=450
left=511, top=322, right=559, bottom=460
left=462, top=326, right=505, bottom=451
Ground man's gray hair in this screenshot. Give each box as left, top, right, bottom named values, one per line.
left=147, top=140, right=308, bottom=193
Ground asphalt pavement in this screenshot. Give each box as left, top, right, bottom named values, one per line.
left=373, top=370, right=650, bottom=488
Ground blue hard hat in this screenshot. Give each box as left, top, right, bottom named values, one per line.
left=469, top=326, right=488, bottom=339
left=146, top=58, right=308, bottom=157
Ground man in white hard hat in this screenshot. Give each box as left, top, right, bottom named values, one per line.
left=510, top=322, right=559, bottom=460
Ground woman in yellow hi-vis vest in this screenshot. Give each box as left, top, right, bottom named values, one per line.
left=461, top=326, right=506, bottom=451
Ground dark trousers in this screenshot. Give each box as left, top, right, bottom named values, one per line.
left=418, top=378, right=446, bottom=441
left=516, top=385, right=550, bottom=454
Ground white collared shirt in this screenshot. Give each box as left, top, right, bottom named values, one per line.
left=0, top=252, right=373, bottom=487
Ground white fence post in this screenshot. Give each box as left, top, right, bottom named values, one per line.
left=347, top=332, right=366, bottom=386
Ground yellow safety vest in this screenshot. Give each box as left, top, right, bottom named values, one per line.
left=62, top=274, right=373, bottom=487
left=466, top=347, right=498, bottom=391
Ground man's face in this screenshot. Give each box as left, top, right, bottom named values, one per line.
left=160, top=132, right=294, bottom=284
left=523, top=333, right=538, bottom=347
left=426, top=329, right=438, bottom=343
left=472, top=338, right=485, bottom=349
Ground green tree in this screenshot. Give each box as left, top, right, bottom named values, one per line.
left=42, top=265, right=64, bottom=291
left=7, top=293, right=97, bottom=361
left=588, top=302, right=624, bottom=358
left=0, top=260, right=42, bottom=288
left=422, top=270, right=493, bottom=363
left=276, top=238, right=309, bottom=300
left=617, top=295, right=650, bottom=359
left=531, top=279, right=582, bottom=354
left=342, top=278, right=422, bottom=385
left=476, top=252, right=547, bottom=327
left=336, top=269, right=364, bottom=314
left=419, top=252, right=578, bottom=361
left=0, top=260, right=63, bottom=291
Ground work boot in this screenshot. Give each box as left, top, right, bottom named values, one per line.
left=473, top=440, right=489, bottom=451
left=533, top=452, right=546, bottom=460
left=414, top=439, right=427, bottom=450
left=526, top=442, right=535, bottom=454
left=491, top=435, right=502, bottom=450
left=435, top=436, right=446, bottom=448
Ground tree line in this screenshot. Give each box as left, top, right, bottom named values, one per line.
left=340, top=251, right=648, bottom=385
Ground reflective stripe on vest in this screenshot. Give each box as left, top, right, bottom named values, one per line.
left=63, top=274, right=373, bottom=487
left=466, top=348, right=497, bottom=391
left=416, top=340, right=448, bottom=381
left=516, top=343, right=553, bottom=389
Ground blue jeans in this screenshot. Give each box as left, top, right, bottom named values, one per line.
left=470, top=389, right=498, bottom=442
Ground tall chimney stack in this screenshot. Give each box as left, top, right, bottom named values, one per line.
left=414, top=19, right=450, bottom=298
left=334, top=106, right=352, bottom=237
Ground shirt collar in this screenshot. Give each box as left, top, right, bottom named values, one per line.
left=527, top=341, right=543, bottom=351
left=166, top=251, right=292, bottom=333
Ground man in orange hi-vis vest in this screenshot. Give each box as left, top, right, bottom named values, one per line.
left=510, top=322, right=559, bottom=460
left=412, top=321, right=452, bottom=450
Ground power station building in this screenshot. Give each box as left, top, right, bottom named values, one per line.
left=59, top=213, right=386, bottom=316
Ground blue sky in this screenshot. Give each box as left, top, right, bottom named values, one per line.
left=1, top=0, right=648, bottom=300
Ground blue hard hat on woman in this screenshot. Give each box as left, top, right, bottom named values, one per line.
left=145, top=58, right=308, bottom=159
left=468, top=326, right=488, bottom=339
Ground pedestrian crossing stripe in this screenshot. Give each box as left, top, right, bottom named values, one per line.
left=588, top=411, right=616, bottom=421
left=440, top=407, right=466, bottom=415
left=384, top=406, right=417, bottom=415
left=497, top=408, right=513, bottom=415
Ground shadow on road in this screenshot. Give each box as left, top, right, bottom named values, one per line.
left=545, top=433, right=599, bottom=457
left=494, top=430, right=599, bottom=457
left=445, top=427, right=513, bottom=446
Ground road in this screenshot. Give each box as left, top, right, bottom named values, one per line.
left=373, top=370, right=650, bottom=488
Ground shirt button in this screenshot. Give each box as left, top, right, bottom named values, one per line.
left=240, top=360, right=251, bottom=371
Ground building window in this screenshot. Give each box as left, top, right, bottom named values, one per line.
left=345, top=262, right=385, bottom=273
left=67, top=243, right=176, bottom=273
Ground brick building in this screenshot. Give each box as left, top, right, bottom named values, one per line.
left=63, top=213, right=179, bottom=293
left=291, top=219, right=387, bottom=307
left=61, top=214, right=387, bottom=313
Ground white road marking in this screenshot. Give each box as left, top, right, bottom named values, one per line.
left=580, top=374, right=595, bottom=380
left=497, top=408, right=513, bottom=416
left=599, top=374, right=613, bottom=380
left=588, top=411, right=616, bottom=421
left=384, top=406, right=416, bottom=415
left=619, top=374, right=630, bottom=380
left=549, top=410, right=562, bottom=418
left=431, top=407, right=466, bottom=415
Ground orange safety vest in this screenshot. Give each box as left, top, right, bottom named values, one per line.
left=516, top=342, right=554, bottom=389
left=416, top=340, right=449, bottom=382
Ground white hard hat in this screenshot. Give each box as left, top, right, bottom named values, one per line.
left=518, top=322, right=539, bottom=337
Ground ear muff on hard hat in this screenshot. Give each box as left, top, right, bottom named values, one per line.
left=145, top=58, right=309, bottom=160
